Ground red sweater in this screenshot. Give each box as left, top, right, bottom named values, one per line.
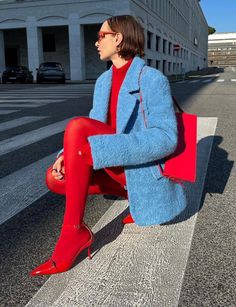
left=107, top=58, right=133, bottom=131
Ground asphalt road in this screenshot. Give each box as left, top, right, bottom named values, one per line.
left=0, top=69, right=235, bottom=306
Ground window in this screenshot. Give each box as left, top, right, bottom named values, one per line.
left=173, top=63, right=176, bottom=72
left=156, top=60, right=160, bottom=69
left=162, top=60, right=166, bottom=74
left=163, top=39, right=167, bottom=53
left=147, top=31, right=152, bottom=49
left=156, top=36, right=160, bottom=52
left=43, top=34, right=56, bottom=52
left=147, top=59, right=152, bottom=66
left=168, top=42, right=172, bottom=55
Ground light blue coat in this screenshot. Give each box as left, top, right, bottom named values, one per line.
left=88, top=56, right=187, bottom=226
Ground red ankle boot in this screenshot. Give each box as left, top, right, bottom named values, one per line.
left=30, top=223, right=93, bottom=276
left=122, top=213, right=134, bottom=224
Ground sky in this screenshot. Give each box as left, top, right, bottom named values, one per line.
left=200, top=0, right=236, bottom=33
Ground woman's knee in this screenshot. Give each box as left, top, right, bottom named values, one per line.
left=65, top=117, right=92, bottom=134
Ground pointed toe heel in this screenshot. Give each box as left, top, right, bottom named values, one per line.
left=30, top=224, right=94, bottom=276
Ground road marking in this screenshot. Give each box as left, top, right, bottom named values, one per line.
left=0, top=104, right=48, bottom=108
left=232, top=67, right=235, bottom=72
left=0, top=116, right=48, bottom=132
left=231, top=79, right=236, bottom=82
left=188, top=80, right=199, bottom=83
left=202, top=79, right=212, bottom=83
left=0, top=117, right=74, bottom=156
left=216, top=79, right=224, bottom=82
left=0, top=94, right=90, bottom=98
left=0, top=110, right=20, bottom=115
left=26, top=117, right=218, bottom=307
left=0, top=90, right=92, bottom=94
left=0, top=152, right=56, bottom=225
left=0, top=99, right=65, bottom=103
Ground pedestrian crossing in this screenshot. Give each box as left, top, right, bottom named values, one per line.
left=0, top=117, right=74, bottom=156
left=0, top=84, right=95, bottom=99
left=0, top=153, right=56, bottom=224
left=0, top=84, right=95, bottom=224
left=0, top=84, right=94, bottom=114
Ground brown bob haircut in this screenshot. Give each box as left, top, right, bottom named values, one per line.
left=106, top=15, right=145, bottom=59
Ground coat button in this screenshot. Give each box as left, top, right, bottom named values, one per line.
left=78, top=150, right=82, bottom=156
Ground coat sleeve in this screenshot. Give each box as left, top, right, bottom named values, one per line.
left=88, top=74, right=178, bottom=170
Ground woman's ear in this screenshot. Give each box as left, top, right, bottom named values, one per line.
left=115, top=32, right=123, bottom=46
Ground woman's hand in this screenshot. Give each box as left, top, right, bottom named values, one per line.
left=52, top=155, right=65, bottom=180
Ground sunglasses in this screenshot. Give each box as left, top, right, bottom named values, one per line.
left=97, top=31, right=117, bottom=42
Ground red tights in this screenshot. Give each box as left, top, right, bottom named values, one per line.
left=45, top=117, right=127, bottom=264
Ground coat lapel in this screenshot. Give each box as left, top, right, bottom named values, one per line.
left=96, top=68, right=112, bottom=123
left=116, top=56, right=145, bottom=133
left=97, top=56, right=145, bottom=131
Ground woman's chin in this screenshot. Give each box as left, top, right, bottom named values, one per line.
left=99, top=54, right=110, bottom=61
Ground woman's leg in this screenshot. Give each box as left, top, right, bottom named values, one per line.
left=46, top=164, right=132, bottom=228
left=46, top=166, right=127, bottom=198
left=31, top=117, right=125, bottom=275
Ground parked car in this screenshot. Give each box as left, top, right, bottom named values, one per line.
left=1, top=66, right=33, bottom=84
left=36, top=62, right=66, bottom=84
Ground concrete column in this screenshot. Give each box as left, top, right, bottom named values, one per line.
left=26, top=17, right=43, bottom=80
left=0, top=30, right=5, bottom=76
left=68, top=13, right=85, bottom=81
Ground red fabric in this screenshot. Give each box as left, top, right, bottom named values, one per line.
left=163, top=112, right=197, bottom=183
left=45, top=117, right=127, bottom=266
left=46, top=166, right=127, bottom=198
left=107, top=58, right=133, bottom=130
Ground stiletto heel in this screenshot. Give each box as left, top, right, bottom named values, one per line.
left=122, top=213, right=134, bottom=224
left=87, top=246, right=92, bottom=260
left=30, top=223, right=94, bottom=276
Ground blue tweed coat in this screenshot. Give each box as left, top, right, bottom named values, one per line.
left=88, top=56, right=187, bottom=226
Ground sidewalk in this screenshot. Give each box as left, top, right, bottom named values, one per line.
left=168, top=66, right=224, bottom=83
left=26, top=117, right=217, bottom=307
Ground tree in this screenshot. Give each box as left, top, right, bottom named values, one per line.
left=208, top=26, right=216, bottom=35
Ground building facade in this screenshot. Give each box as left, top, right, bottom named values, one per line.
left=208, top=32, right=236, bottom=67
left=0, top=0, right=208, bottom=80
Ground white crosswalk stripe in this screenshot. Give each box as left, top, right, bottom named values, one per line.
left=0, top=103, right=50, bottom=108
left=0, top=116, right=48, bottom=132
left=216, top=79, right=225, bottom=82
left=0, top=99, right=65, bottom=103
left=0, top=153, right=56, bottom=225
left=0, top=117, right=74, bottom=156
left=0, top=110, right=20, bottom=115
left=189, top=80, right=200, bottom=83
